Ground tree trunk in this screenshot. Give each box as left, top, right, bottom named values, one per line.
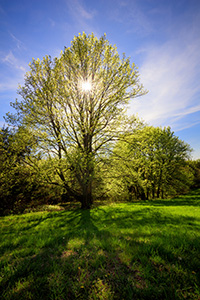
left=152, top=184, right=155, bottom=199
left=81, top=181, right=93, bottom=209
left=141, top=190, right=146, bottom=200
left=157, top=162, right=164, bottom=198
left=157, top=186, right=160, bottom=198
left=146, top=188, right=149, bottom=200
left=81, top=151, right=94, bottom=209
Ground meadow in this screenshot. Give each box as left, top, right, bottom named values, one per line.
left=1, top=190, right=200, bottom=299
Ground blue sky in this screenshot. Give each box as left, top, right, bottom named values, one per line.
left=0, top=0, right=200, bottom=159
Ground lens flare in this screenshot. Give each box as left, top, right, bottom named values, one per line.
left=81, top=80, right=92, bottom=92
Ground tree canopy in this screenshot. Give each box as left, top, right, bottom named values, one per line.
left=5, top=32, right=146, bottom=209
left=109, top=126, right=193, bottom=200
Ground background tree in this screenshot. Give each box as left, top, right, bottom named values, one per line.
left=0, top=126, right=32, bottom=214
left=188, top=159, right=200, bottom=189
left=0, top=126, right=63, bottom=215
left=5, top=32, right=146, bottom=209
left=110, top=126, right=193, bottom=200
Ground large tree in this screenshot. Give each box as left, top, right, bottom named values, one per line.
left=5, top=32, right=146, bottom=208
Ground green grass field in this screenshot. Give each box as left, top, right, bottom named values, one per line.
left=1, top=190, right=200, bottom=299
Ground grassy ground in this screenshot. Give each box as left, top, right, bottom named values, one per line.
left=1, top=190, right=200, bottom=299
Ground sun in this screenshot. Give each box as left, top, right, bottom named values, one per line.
left=81, top=80, right=92, bottom=92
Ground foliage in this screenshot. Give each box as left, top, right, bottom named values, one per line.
left=5, top=32, right=146, bottom=209
left=1, top=189, right=200, bottom=299
left=2, top=33, right=197, bottom=211
left=188, top=159, right=200, bottom=188
left=0, top=126, right=30, bottom=214
left=0, top=127, right=62, bottom=215
left=109, top=126, right=193, bottom=200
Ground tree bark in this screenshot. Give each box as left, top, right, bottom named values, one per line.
left=81, top=181, right=93, bottom=209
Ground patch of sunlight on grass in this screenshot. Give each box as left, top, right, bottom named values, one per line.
left=67, top=238, right=85, bottom=249
left=97, top=249, right=106, bottom=256
left=14, top=278, right=32, bottom=293
left=24, top=205, right=65, bottom=213
left=89, top=278, right=114, bottom=300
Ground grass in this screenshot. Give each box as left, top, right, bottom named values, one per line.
left=0, top=189, right=200, bottom=299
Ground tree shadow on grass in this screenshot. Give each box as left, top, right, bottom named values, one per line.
left=1, top=206, right=200, bottom=299
left=135, top=189, right=200, bottom=207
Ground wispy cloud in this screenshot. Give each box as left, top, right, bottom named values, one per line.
left=0, top=4, right=5, bottom=15
left=0, top=50, right=27, bottom=93
left=173, top=105, right=200, bottom=118
left=2, top=51, right=26, bottom=72
left=9, top=32, right=25, bottom=51
left=67, top=0, right=96, bottom=20
left=49, top=18, right=56, bottom=27
left=109, top=0, right=158, bottom=36
left=129, top=20, right=200, bottom=131
left=66, top=0, right=98, bottom=34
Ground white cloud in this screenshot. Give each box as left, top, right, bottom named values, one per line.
left=67, top=0, right=96, bottom=20
left=9, top=32, right=25, bottom=51
left=129, top=31, right=200, bottom=130
left=0, top=51, right=27, bottom=93
left=109, top=0, right=166, bottom=36
left=65, top=0, right=98, bottom=35
left=2, top=51, right=26, bottom=72
left=173, top=105, right=200, bottom=118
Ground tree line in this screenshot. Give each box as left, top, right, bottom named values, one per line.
left=1, top=123, right=199, bottom=215
left=1, top=33, right=199, bottom=215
